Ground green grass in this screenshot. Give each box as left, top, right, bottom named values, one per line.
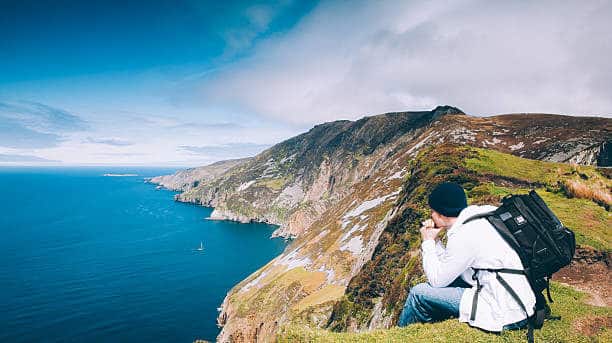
left=279, top=282, right=611, bottom=342
left=233, top=266, right=327, bottom=317
left=467, top=183, right=610, bottom=250
left=465, top=148, right=568, bottom=184
left=464, top=147, right=611, bottom=251
left=258, top=176, right=292, bottom=191
left=468, top=182, right=520, bottom=200
left=465, top=147, right=610, bottom=192
left=294, top=285, right=346, bottom=313
left=539, top=191, right=611, bottom=250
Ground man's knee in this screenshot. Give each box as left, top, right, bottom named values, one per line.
left=400, top=282, right=434, bottom=325
left=409, top=282, right=432, bottom=300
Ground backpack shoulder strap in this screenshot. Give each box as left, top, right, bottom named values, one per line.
left=487, top=216, right=530, bottom=270
left=495, top=271, right=535, bottom=343
left=462, top=211, right=496, bottom=224
left=463, top=211, right=531, bottom=276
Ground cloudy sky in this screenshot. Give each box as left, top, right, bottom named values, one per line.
left=1, top=0, right=610, bottom=166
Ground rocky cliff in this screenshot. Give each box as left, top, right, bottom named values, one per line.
left=152, top=107, right=610, bottom=342
left=167, top=106, right=465, bottom=238
left=149, top=158, right=251, bottom=191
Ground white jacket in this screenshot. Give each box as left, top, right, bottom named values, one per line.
left=421, top=205, right=536, bottom=332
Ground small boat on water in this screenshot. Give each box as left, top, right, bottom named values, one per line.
left=197, top=241, right=204, bottom=251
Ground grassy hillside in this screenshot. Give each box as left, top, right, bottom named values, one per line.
left=282, top=145, right=611, bottom=341
left=465, top=147, right=610, bottom=250
left=280, top=283, right=611, bottom=342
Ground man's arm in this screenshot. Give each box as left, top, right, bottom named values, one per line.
left=434, top=239, right=445, bottom=258
left=421, top=232, right=474, bottom=288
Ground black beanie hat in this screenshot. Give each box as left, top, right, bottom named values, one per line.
left=428, top=182, right=467, bottom=217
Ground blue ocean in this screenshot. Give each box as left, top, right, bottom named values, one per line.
left=0, top=167, right=287, bottom=342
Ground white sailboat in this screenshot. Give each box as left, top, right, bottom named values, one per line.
left=197, top=241, right=204, bottom=251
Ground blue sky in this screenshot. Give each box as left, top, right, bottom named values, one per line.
left=1, top=0, right=610, bottom=166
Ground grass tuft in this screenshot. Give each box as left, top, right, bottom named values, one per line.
left=561, top=178, right=611, bottom=210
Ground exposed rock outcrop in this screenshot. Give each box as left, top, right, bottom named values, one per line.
left=149, top=158, right=251, bottom=191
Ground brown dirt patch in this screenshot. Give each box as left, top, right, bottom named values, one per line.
left=553, top=247, right=611, bottom=307
left=572, top=315, right=612, bottom=337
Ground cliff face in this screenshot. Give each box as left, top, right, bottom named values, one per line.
left=149, top=158, right=251, bottom=191
left=172, top=106, right=465, bottom=238
left=152, top=108, right=611, bottom=342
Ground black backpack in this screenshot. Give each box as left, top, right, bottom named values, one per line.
left=463, top=190, right=576, bottom=343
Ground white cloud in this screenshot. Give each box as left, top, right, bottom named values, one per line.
left=220, top=0, right=297, bottom=56
left=195, top=0, right=612, bottom=124
left=178, top=143, right=270, bottom=159
left=0, top=153, right=59, bottom=163
left=85, top=137, right=133, bottom=146
left=4, top=0, right=610, bottom=166
left=0, top=100, right=87, bottom=148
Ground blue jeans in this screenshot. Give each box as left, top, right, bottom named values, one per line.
left=398, top=281, right=529, bottom=331
left=398, top=282, right=464, bottom=326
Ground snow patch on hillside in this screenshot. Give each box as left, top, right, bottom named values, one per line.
left=237, top=180, right=256, bottom=192
left=386, top=168, right=406, bottom=180
left=510, top=142, right=525, bottom=151
left=275, top=248, right=312, bottom=269
left=344, top=191, right=399, bottom=218
left=533, top=138, right=549, bottom=145
left=317, top=265, right=336, bottom=283
left=340, top=236, right=363, bottom=254
left=275, top=182, right=304, bottom=206
left=340, top=223, right=367, bottom=242
left=407, top=133, right=433, bottom=155
left=241, top=271, right=269, bottom=292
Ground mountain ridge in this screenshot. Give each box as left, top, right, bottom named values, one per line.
left=160, top=106, right=467, bottom=240
left=153, top=108, right=609, bottom=240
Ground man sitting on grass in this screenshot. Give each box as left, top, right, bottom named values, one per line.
left=398, top=182, right=535, bottom=333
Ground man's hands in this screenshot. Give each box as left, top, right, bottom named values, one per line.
left=420, top=219, right=442, bottom=241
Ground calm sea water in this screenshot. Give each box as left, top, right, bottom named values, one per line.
left=0, top=167, right=286, bottom=342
